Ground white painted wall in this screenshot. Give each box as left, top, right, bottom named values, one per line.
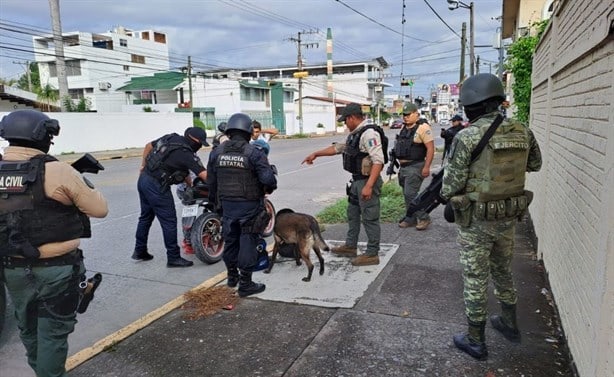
left=528, top=2, right=613, bottom=376
left=0, top=112, right=192, bottom=155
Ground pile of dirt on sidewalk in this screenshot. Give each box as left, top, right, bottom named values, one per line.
left=182, top=285, right=238, bottom=320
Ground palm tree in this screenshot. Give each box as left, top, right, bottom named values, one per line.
left=37, top=84, right=59, bottom=111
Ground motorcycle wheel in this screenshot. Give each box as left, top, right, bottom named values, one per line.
left=191, top=212, right=224, bottom=264
left=262, top=198, right=275, bottom=237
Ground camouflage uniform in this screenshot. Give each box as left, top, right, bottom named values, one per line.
left=441, top=112, right=542, bottom=323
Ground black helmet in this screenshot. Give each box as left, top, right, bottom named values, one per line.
left=226, top=113, right=253, bottom=135
left=217, top=122, right=227, bottom=133
left=0, top=109, right=60, bottom=143
left=460, top=73, right=505, bottom=107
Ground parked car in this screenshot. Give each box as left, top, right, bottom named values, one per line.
left=390, top=118, right=403, bottom=129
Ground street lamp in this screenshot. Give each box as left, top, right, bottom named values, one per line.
left=448, top=0, right=475, bottom=76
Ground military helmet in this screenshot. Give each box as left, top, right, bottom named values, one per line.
left=217, top=122, right=227, bottom=133
left=226, top=113, right=253, bottom=135
left=0, top=109, right=60, bottom=143
left=460, top=73, right=505, bottom=107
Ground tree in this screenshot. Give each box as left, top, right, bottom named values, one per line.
left=37, top=84, right=59, bottom=111
left=16, top=62, right=41, bottom=92
left=505, top=20, right=548, bottom=123
left=62, top=95, right=91, bottom=112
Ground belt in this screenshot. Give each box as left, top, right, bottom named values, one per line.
left=2, top=249, right=83, bottom=269
left=399, top=160, right=421, bottom=167
left=352, top=174, right=369, bottom=181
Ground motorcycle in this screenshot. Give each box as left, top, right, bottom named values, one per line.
left=180, top=179, right=275, bottom=264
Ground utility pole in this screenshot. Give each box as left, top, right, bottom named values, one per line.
left=187, top=55, right=193, bottom=111
left=13, top=60, right=32, bottom=91
left=495, top=15, right=504, bottom=80
left=48, top=0, right=68, bottom=111
left=460, top=22, right=466, bottom=84
left=469, top=1, right=475, bottom=76
left=289, top=30, right=318, bottom=134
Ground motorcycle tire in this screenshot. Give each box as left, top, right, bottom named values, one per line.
left=191, top=212, right=224, bottom=264
left=262, top=198, right=276, bottom=237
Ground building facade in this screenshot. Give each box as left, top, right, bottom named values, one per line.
left=33, top=26, right=170, bottom=112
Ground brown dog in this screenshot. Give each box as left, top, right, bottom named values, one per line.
left=264, top=208, right=328, bottom=282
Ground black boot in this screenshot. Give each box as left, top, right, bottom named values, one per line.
left=167, top=256, right=194, bottom=267
left=453, top=320, right=488, bottom=360
left=132, top=250, right=154, bottom=261
left=227, top=267, right=239, bottom=288
left=490, top=302, right=521, bottom=343
left=237, top=271, right=265, bottom=298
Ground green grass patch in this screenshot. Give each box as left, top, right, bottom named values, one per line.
left=316, top=179, right=405, bottom=224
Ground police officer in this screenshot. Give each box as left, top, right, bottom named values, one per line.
left=211, top=121, right=229, bottom=149
left=0, top=109, right=108, bottom=376
left=394, top=102, right=435, bottom=230
left=302, top=103, right=384, bottom=267
left=132, top=127, right=209, bottom=267
left=440, top=73, right=542, bottom=360
left=207, top=113, right=277, bottom=297
left=441, top=114, right=464, bottom=160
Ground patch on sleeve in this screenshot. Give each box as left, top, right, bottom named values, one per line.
left=367, top=137, right=379, bottom=147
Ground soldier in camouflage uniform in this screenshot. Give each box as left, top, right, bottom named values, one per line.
left=440, top=74, right=542, bottom=360
left=302, top=103, right=385, bottom=267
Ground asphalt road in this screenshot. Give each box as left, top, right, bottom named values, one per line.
left=0, top=126, right=445, bottom=376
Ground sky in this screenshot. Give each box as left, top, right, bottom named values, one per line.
left=0, top=0, right=506, bottom=99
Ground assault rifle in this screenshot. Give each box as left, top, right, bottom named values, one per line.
left=405, top=168, right=446, bottom=218
left=386, top=150, right=400, bottom=177
left=71, top=153, right=104, bottom=174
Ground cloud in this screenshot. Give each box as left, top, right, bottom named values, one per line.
left=0, top=0, right=504, bottom=96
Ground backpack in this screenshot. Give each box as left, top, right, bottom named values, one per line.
left=357, top=124, right=389, bottom=164
left=145, top=134, right=191, bottom=172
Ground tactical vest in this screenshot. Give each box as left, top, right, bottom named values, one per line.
left=393, top=125, right=427, bottom=160
left=342, top=124, right=388, bottom=176
left=215, top=140, right=264, bottom=201
left=0, top=155, right=85, bottom=257
left=145, top=134, right=192, bottom=187
left=466, top=118, right=530, bottom=203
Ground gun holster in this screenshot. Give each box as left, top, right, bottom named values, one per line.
left=77, top=273, right=102, bottom=314
left=346, top=182, right=359, bottom=205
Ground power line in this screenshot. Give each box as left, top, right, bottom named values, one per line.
left=423, top=0, right=461, bottom=39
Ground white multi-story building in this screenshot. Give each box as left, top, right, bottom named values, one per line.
left=33, top=26, right=170, bottom=112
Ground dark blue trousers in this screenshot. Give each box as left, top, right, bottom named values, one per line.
left=134, top=173, right=181, bottom=259
left=221, top=200, right=262, bottom=272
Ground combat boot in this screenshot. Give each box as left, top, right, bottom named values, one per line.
left=490, top=302, right=521, bottom=343
left=331, top=245, right=357, bottom=257
left=227, top=266, right=239, bottom=288
left=453, top=320, right=488, bottom=360
left=238, top=271, right=266, bottom=298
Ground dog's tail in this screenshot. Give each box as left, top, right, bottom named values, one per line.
left=309, top=217, right=330, bottom=251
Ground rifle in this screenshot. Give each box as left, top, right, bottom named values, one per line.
left=71, top=153, right=104, bottom=174
left=405, top=114, right=504, bottom=219
left=405, top=169, right=446, bottom=218
left=386, top=150, right=400, bottom=178
left=71, top=153, right=104, bottom=238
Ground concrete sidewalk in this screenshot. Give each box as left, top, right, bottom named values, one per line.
left=67, top=210, right=573, bottom=376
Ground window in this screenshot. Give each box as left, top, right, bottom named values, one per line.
left=48, top=60, right=82, bottom=77
left=240, top=87, right=265, bottom=102
left=120, top=38, right=127, bottom=47
left=123, top=65, right=130, bottom=71
left=131, top=54, right=145, bottom=64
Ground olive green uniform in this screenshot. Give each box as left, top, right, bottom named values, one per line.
left=334, top=121, right=384, bottom=256
left=441, top=112, right=542, bottom=323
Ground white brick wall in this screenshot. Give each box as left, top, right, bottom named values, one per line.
left=528, top=2, right=614, bottom=376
